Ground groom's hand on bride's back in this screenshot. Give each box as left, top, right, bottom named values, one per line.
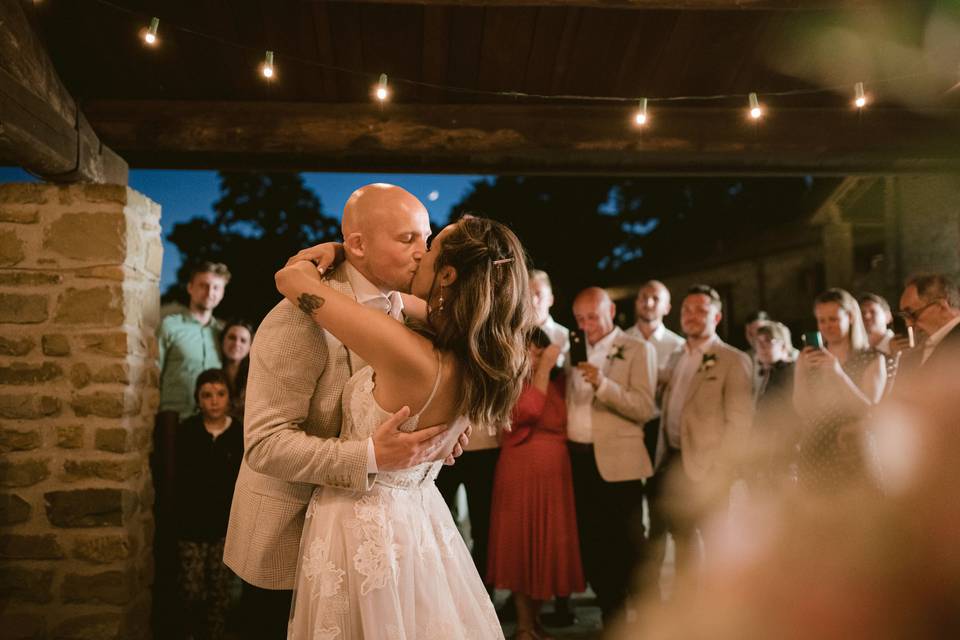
left=372, top=407, right=470, bottom=471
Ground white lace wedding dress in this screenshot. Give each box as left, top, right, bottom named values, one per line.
left=287, top=361, right=504, bottom=640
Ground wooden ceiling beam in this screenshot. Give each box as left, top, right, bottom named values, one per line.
left=322, top=1, right=877, bottom=10
left=84, top=100, right=960, bottom=175
left=0, top=0, right=127, bottom=183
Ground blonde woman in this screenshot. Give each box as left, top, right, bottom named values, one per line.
left=793, top=288, right=885, bottom=490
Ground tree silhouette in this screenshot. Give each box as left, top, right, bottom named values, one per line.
left=164, top=172, right=340, bottom=323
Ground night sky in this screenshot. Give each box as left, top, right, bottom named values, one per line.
left=0, top=167, right=486, bottom=291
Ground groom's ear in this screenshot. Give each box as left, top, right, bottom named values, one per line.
left=439, top=265, right=458, bottom=287
left=344, top=232, right=364, bottom=258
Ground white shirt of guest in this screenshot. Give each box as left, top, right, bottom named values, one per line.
left=566, top=327, right=620, bottom=444
left=344, top=262, right=404, bottom=473
left=541, top=315, right=571, bottom=368
left=665, top=334, right=719, bottom=449
left=922, top=315, right=960, bottom=364
left=626, top=322, right=684, bottom=370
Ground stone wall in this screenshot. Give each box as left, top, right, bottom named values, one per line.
left=0, top=183, right=161, bottom=639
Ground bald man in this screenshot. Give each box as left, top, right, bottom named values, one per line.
left=567, top=287, right=657, bottom=624
left=224, top=184, right=457, bottom=640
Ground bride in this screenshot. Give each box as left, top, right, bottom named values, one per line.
left=277, top=216, right=530, bottom=639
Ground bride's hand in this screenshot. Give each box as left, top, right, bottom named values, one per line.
left=275, top=260, right=322, bottom=300
left=286, top=241, right=345, bottom=274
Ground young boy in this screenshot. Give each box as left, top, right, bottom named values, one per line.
left=175, top=369, right=244, bottom=640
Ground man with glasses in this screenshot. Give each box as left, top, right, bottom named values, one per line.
left=898, top=274, right=960, bottom=371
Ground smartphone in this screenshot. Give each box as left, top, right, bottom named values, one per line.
left=569, top=329, right=588, bottom=366
left=802, top=330, right=823, bottom=349
left=892, top=314, right=916, bottom=349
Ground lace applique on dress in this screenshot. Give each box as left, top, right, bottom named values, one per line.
left=347, top=493, right=402, bottom=595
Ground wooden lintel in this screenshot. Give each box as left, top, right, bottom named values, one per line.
left=322, top=0, right=876, bottom=10
left=84, top=100, right=960, bottom=176
left=0, top=0, right=127, bottom=184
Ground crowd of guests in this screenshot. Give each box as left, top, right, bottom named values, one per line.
left=446, top=270, right=960, bottom=638
left=153, top=255, right=960, bottom=639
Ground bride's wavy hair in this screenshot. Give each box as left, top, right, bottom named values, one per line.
left=427, top=216, right=533, bottom=431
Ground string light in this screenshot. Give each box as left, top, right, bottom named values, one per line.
left=748, top=92, right=763, bottom=120
left=375, top=73, right=389, bottom=102
left=260, top=51, right=275, bottom=79
left=141, top=17, right=159, bottom=46
left=854, top=82, right=867, bottom=108
left=633, top=98, right=649, bottom=127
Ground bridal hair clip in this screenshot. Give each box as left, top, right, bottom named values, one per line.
left=492, top=257, right=514, bottom=266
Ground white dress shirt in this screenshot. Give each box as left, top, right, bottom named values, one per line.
left=626, top=323, right=684, bottom=371
left=541, top=315, right=571, bottom=368
left=566, top=327, right=620, bottom=444
left=665, top=334, right=718, bottom=449
left=922, top=315, right=960, bottom=364
left=344, top=262, right=405, bottom=472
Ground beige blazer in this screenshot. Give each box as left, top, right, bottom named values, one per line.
left=223, top=265, right=373, bottom=590
left=655, top=339, right=753, bottom=483
left=568, top=329, right=658, bottom=482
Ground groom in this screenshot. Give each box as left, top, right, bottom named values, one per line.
left=224, top=184, right=464, bottom=640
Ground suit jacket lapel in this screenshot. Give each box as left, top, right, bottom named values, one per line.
left=683, top=343, right=717, bottom=406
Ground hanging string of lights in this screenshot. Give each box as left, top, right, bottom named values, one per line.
left=81, top=0, right=947, bottom=128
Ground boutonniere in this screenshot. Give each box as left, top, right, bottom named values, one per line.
left=698, top=353, right=717, bottom=373
left=607, top=344, right=626, bottom=362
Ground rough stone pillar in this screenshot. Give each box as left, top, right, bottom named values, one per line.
left=891, top=174, right=960, bottom=282
left=0, top=183, right=161, bottom=639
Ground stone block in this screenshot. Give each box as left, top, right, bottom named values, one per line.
left=0, top=293, right=48, bottom=324
left=51, top=613, right=123, bottom=640
left=72, top=533, right=134, bottom=564
left=54, top=286, right=124, bottom=326
left=61, top=569, right=137, bottom=605
left=0, top=335, right=35, bottom=356
left=0, top=427, right=42, bottom=452
left=44, top=488, right=137, bottom=527
left=95, top=428, right=129, bottom=453
left=0, top=272, right=61, bottom=286
left=0, top=394, right=61, bottom=419
left=70, top=363, right=92, bottom=389
left=0, top=612, right=45, bottom=639
left=0, top=229, right=25, bottom=265
left=0, top=533, right=65, bottom=559
left=0, top=493, right=31, bottom=524
left=81, top=183, right=127, bottom=204
left=57, top=424, right=84, bottom=449
left=75, top=265, right=126, bottom=281
left=39, top=334, right=70, bottom=357
left=71, top=391, right=140, bottom=418
left=64, top=457, right=142, bottom=482
left=0, top=207, right=40, bottom=224
left=0, top=362, right=63, bottom=385
left=0, top=458, right=50, bottom=487
left=0, top=183, right=49, bottom=204
left=43, top=212, right=126, bottom=262
left=145, top=236, right=163, bottom=277
left=79, top=332, right=129, bottom=357
left=93, top=363, right=130, bottom=384
left=0, top=565, right=53, bottom=603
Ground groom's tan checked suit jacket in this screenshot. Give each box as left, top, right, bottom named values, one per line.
left=223, top=265, right=375, bottom=590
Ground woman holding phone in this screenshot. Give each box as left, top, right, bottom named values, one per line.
left=793, top=288, right=885, bottom=491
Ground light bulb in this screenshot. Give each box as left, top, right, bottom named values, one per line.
left=748, top=92, right=763, bottom=120
left=141, top=17, right=159, bottom=46
left=633, top=98, right=649, bottom=127
left=375, top=73, right=390, bottom=102
left=854, top=82, right=867, bottom=108
left=260, top=51, right=275, bottom=80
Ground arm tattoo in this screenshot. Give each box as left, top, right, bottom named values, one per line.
left=297, top=293, right=325, bottom=316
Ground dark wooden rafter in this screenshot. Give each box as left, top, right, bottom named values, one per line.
left=322, top=1, right=879, bottom=9
left=0, top=0, right=126, bottom=183
left=84, top=100, right=960, bottom=175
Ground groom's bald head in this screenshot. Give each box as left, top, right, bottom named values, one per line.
left=340, top=183, right=432, bottom=292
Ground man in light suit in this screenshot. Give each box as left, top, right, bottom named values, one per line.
left=223, top=184, right=462, bottom=640
left=650, top=284, right=753, bottom=578
left=898, top=273, right=960, bottom=373
left=566, top=287, right=657, bottom=622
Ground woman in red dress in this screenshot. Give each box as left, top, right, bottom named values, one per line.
left=487, top=327, right=585, bottom=640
